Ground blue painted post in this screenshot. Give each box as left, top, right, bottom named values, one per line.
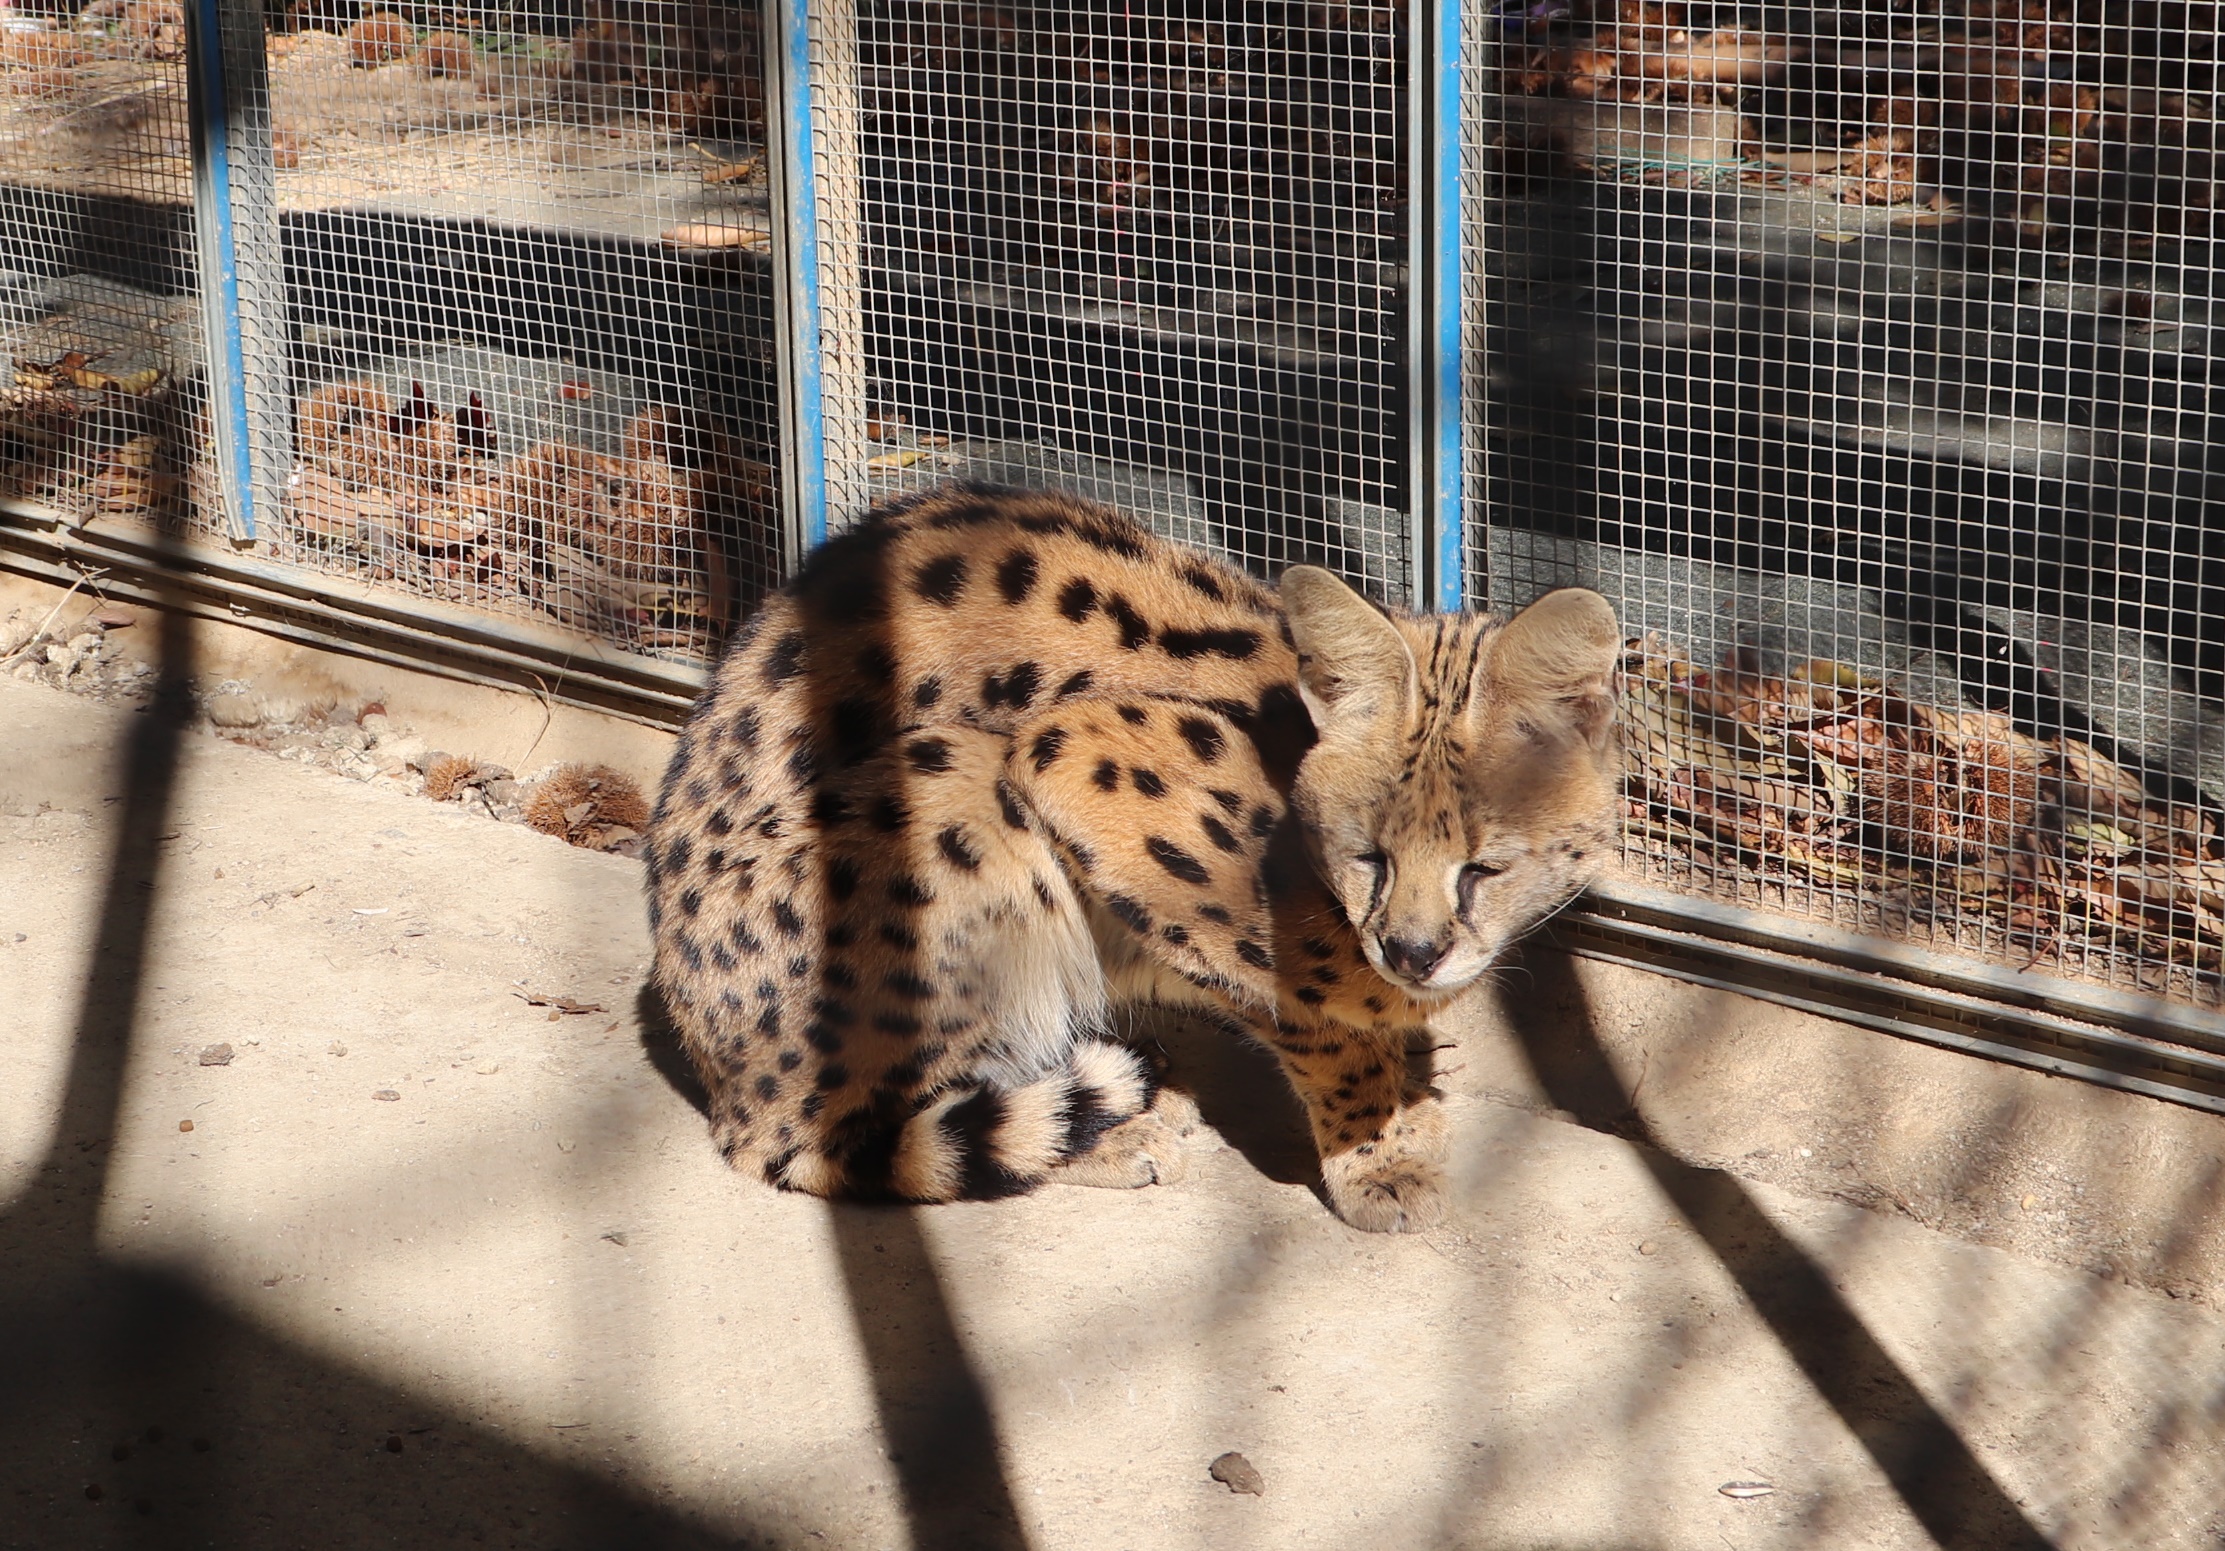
left=766, top=0, right=829, bottom=567
left=184, top=0, right=256, bottom=542
left=1408, top=0, right=1465, bottom=612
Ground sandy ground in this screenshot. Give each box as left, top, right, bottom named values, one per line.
left=5, top=638, right=2225, bottom=1551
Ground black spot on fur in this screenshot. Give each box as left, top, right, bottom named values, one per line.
left=1063, top=1081, right=1122, bottom=1158
left=1032, top=875, right=1059, bottom=910
left=679, top=888, right=702, bottom=917
left=812, top=996, right=858, bottom=1028
left=778, top=1049, right=803, bottom=1072
left=926, top=496, right=1003, bottom=529
left=884, top=969, right=935, bottom=1000
left=905, top=736, right=954, bottom=774
left=1029, top=726, right=1068, bottom=771
left=1295, top=986, right=1327, bottom=1006
left=705, top=808, right=734, bottom=837
left=786, top=744, right=819, bottom=785
left=1054, top=669, right=1093, bottom=700
left=878, top=920, right=918, bottom=951
left=1177, top=716, right=1225, bottom=764
left=1077, top=518, right=1147, bottom=559
left=771, top=899, right=804, bottom=937
left=1160, top=922, right=1191, bottom=946
left=996, top=779, right=1029, bottom=830
left=731, top=918, right=764, bottom=954
left=1132, top=767, right=1167, bottom=799
left=855, top=642, right=897, bottom=685
left=730, top=706, right=761, bottom=749
left=828, top=698, right=885, bottom=763
left=911, top=553, right=968, bottom=606
left=1117, top=704, right=1148, bottom=725
left=1250, top=805, right=1277, bottom=838
left=936, top=824, right=983, bottom=871
left=1105, top=595, right=1152, bottom=650
left=788, top=955, right=810, bottom=978
left=762, top=631, right=806, bottom=684
left=755, top=1074, right=778, bottom=1101
left=871, top=794, right=909, bottom=832
left=1146, top=837, right=1211, bottom=885
left=1199, top=813, right=1241, bottom=853
left=983, top=661, right=1042, bottom=710
left=1235, top=939, right=1274, bottom=969
left=823, top=959, right=858, bottom=989
left=941, top=1089, right=1033, bottom=1200
left=1091, top=758, right=1120, bottom=792
left=1250, top=681, right=1316, bottom=787
left=799, top=1093, right=825, bottom=1122
left=887, top=874, right=934, bottom=908
left=1303, top=937, right=1336, bottom=959
left=1197, top=903, right=1233, bottom=925
left=1363, top=994, right=1387, bottom=1014
left=810, top=789, right=852, bottom=826
left=815, top=1061, right=851, bottom=1092
left=1104, top=893, right=1153, bottom=933
left=913, top=675, right=943, bottom=709
left=1056, top=577, right=1097, bottom=622
left=826, top=858, right=861, bottom=902
left=665, top=836, right=694, bottom=872
left=1013, top=510, right=1070, bottom=535
left=995, top=548, right=1039, bottom=604
left=1159, top=626, right=1262, bottom=661
left=1177, top=564, right=1226, bottom=602
left=754, top=1001, right=782, bottom=1038
left=873, top=1010, right=923, bottom=1037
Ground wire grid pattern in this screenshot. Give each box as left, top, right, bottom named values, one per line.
left=0, top=3, right=209, bottom=536
left=836, top=0, right=1410, bottom=597
left=1468, top=0, right=2225, bottom=1007
left=198, top=1, right=783, bottom=661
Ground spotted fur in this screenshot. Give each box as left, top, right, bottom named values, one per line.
left=646, top=484, right=1621, bottom=1231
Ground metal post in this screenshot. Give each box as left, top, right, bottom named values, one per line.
left=1407, top=0, right=1465, bottom=612
left=184, top=0, right=255, bottom=541
left=766, top=0, right=829, bottom=568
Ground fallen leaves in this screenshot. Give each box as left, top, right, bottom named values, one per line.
left=512, top=990, right=608, bottom=1016
left=1624, top=633, right=2225, bottom=982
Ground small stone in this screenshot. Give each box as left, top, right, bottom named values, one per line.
left=178, top=1119, right=193, bottom=1133
left=205, top=691, right=261, bottom=728
left=372, top=1089, right=400, bottom=1103
left=485, top=777, right=518, bottom=804
left=1638, top=1240, right=1658, bottom=1256
left=90, top=604, right=136, bottom=630
left=2021, top=1194, right=2037, bottom=1211
left=360, top=712, right=395, bottom=738
left=12, top=932, right=24, bottom=943
left=385, top=1435, right=403, bottom=1454
left=475, top=1060, right=500, bottom=1075
left=197, top=1043, right=235, bottom=1067
left=413, top=748, right=448, bottom=773
left=1719, top=1481, right=1776, bottom=1500
left=1209, top=1451, right=1265, bottom=1497
left=476, top=763, right=513, bottom=783
left=547, top=1010, right=562, bottom=1022
left=329, top=1041, right=348, bottom=1056
left=601, top=1231, right=628, bottom=1247
left=84, top=1483, right=102, bottom=1502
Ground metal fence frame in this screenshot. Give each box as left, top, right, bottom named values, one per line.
left=0, top=0, right=2217, bottom=1107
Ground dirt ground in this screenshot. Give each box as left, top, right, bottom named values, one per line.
left=4, top=594, right=2225, bottom=1550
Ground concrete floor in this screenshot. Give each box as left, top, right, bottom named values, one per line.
left=5, top=635, right=2225, bottom=1550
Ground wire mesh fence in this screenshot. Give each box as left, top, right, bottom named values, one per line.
left=1471, top=0, right=2225, bottom=1008
left=831, top=0, right=1412, bottom=597
left=0, top=0, right=2217, bottom=1015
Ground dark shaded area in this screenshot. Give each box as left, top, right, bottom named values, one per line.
left=1135, top=1010, right=1320, bottom=1187
left=1492, top=943, right=2057, bottom=1551
left=0, top=484, right=765, bottom=1546
left=826, top=1208, right=1033, bottom=1551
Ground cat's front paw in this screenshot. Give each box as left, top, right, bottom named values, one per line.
left=1319, top=1100, right=1448, bottom=1233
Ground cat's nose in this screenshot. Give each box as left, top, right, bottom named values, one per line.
left=1379, top=934, right=1449, bottom=983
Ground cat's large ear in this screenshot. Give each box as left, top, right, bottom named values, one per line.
left=1481, top=587, right=1620, bottom=744
left=1281, top=566, right=1415, bottom=730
